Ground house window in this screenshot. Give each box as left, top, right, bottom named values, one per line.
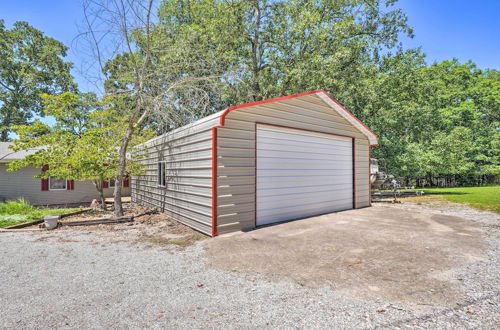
left=157, top=161, right=166, bottom=187
left=109, top=179, right=116, bottom=187
left=49, top=177, right=67, bottom=190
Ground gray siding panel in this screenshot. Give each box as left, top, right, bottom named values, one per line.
left=132, top=114, right=221, bottom=236
left=0, top=164, right=129, bottom=206
left=216, top=93, right=372, bottom=234
left=132, top=92, right=373, bottom=236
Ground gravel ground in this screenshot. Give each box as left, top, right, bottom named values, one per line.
left=0, top=202, right=498, bottom=329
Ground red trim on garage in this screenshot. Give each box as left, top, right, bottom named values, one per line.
left=317, top=89, right=379, bottom=147
left=211, top=126, right=218, bottom=237
left=212, top=91, right=377, bottom=235
left=369, top=147, right=372, bottom=206
left=219, top=89, right=378, bottom=146
left=254, top=122, right=258, bottom=228
left=219, top=90, right=322, bottom=126
left=353, top=138, right=356, bottom=209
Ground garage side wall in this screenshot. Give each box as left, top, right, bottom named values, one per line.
left=216, top=94, right=370, bottom=235
left=132, top=113, right=221, bottom=235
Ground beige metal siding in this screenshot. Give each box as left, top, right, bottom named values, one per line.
left=216, top=94, right=371, bottom=234
left=131, top=112, right=222, bottom=235
left=0, top=164, right=129, bottom=206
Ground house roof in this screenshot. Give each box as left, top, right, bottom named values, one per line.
left=0, top=142, right=42, bottom=163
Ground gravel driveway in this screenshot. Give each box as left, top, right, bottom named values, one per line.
left=0, top=203, right=498, bottom=329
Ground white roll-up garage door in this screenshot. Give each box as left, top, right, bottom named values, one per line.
left=256, top=124, right=353, bottom=226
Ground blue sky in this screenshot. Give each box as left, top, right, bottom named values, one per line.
left=2, top=0, right=500, bottom=94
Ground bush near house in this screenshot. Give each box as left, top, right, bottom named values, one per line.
left=421, top=186, right=500, bottom=213
left=0, top=199, right=82, bottom=228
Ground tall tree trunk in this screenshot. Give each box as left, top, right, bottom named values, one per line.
left=114, top=121, right=135, bottom=217
left=92, top=179, right=107, bottom=211
left=251, top=0, right=262, bottom=100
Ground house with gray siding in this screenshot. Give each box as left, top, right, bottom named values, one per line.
left=132, top=90, right=378, bottom=236
left=0, top=142, right=130, bottom=206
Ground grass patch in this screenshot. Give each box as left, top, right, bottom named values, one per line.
left=0, top=199, right=82, bottom=228
left=419, top=186, right=499, bottom=213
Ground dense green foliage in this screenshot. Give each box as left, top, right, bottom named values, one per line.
left=360, top=53, right=500, bottom=185
left=0, top=20, right=75, bottom=141
left=149, top=0, right=499, bottom=186
left=3, top=0, right=499, bottom=188
left=7, top=92, right=154, bottom=206
left=420, top=186, right=500, bottom=213
left=157, top=0, right=412, bottom=104
left=0, top=199, right=81, bottom=228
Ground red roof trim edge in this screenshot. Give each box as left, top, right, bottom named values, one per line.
left=219, top=90, right=323, bottom=126
left=219, top=90, right=378, bottom=146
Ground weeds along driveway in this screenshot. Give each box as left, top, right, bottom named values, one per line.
left=0, top=203, right=498, bottom=329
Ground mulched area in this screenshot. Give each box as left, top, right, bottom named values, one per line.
left=23, top=204, right=208, bottom=248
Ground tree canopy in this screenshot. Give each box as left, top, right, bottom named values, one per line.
left=0, top=20, right=75, bottom=141
left=149, top=0, right=499, bottom=186
left=362, top=54, right=500, bottom=185
left=157, top=0, right=413, bottom=106
left=8, top=92, right=154, bottom=207
left=5, top=0, right=499, bottom=190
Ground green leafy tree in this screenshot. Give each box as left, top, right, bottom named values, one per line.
left=366, top=53, right=499, bottom=185
left=157, top=0, right=412, bottom=105
left=8, top=92, right=153, bottom=209
left=0, top=20, right=75, bottom=141
left=81, top=0, right=225, bottom=216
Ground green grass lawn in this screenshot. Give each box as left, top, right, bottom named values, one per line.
left=420, top=186, right=500, bottom=213
left=0, top=199, right=82, bottom=228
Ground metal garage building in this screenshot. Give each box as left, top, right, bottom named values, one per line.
left=132, top=90, right=378, bottom=236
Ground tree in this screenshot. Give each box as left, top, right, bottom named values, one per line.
left=7, top=92, right=153, bottom=208
left=157, top=0, right=413, bottom=106
left=80, top=0, right=224, bottom=216
left=0, top=20, right=75, bottom=141
left=364, top=52, right=500, bottom=186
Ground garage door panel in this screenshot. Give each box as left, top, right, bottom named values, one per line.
left=258, top=127, right=352, bottom=147
left=257, top=169, right=352, bottom=177
left=259, top=183, right=352, bottom=197
left=257, top=124, right=353, bottom=226
left=259, top=197, right=352, bottom=217
left=258, top=149, right=353, bottom=159
left=259, top=189, right=352, bottom=208
left=258, top=176, right=352, bottom=188
left=258, top=140, right=352, bottom=153
left=257, top=199, right=353, bottom=225
left=257, top=160, right=352, bottom=171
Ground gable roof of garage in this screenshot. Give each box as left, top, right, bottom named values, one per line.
left=140, top=89, right=378, bottom=149
left=219, top=90, right=378, bottom=146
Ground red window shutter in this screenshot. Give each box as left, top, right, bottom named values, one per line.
left=123, top=176, right=130, bottom=188
left=41, top=165, right=49, bottom=191
left=67, top=180, right=75, bottom=190
left=41, top=178, right=49, bottom=191
left=102, top=180, right=109, bottom=188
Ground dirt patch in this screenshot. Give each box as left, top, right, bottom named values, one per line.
left=27, top=204, right=207, bottom=248
left=204, top=205, right=485, bottom=307
left=139, top=233, right=207, bottom=248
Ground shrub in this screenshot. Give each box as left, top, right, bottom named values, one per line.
left=0, top=198, right=35, bottom=215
